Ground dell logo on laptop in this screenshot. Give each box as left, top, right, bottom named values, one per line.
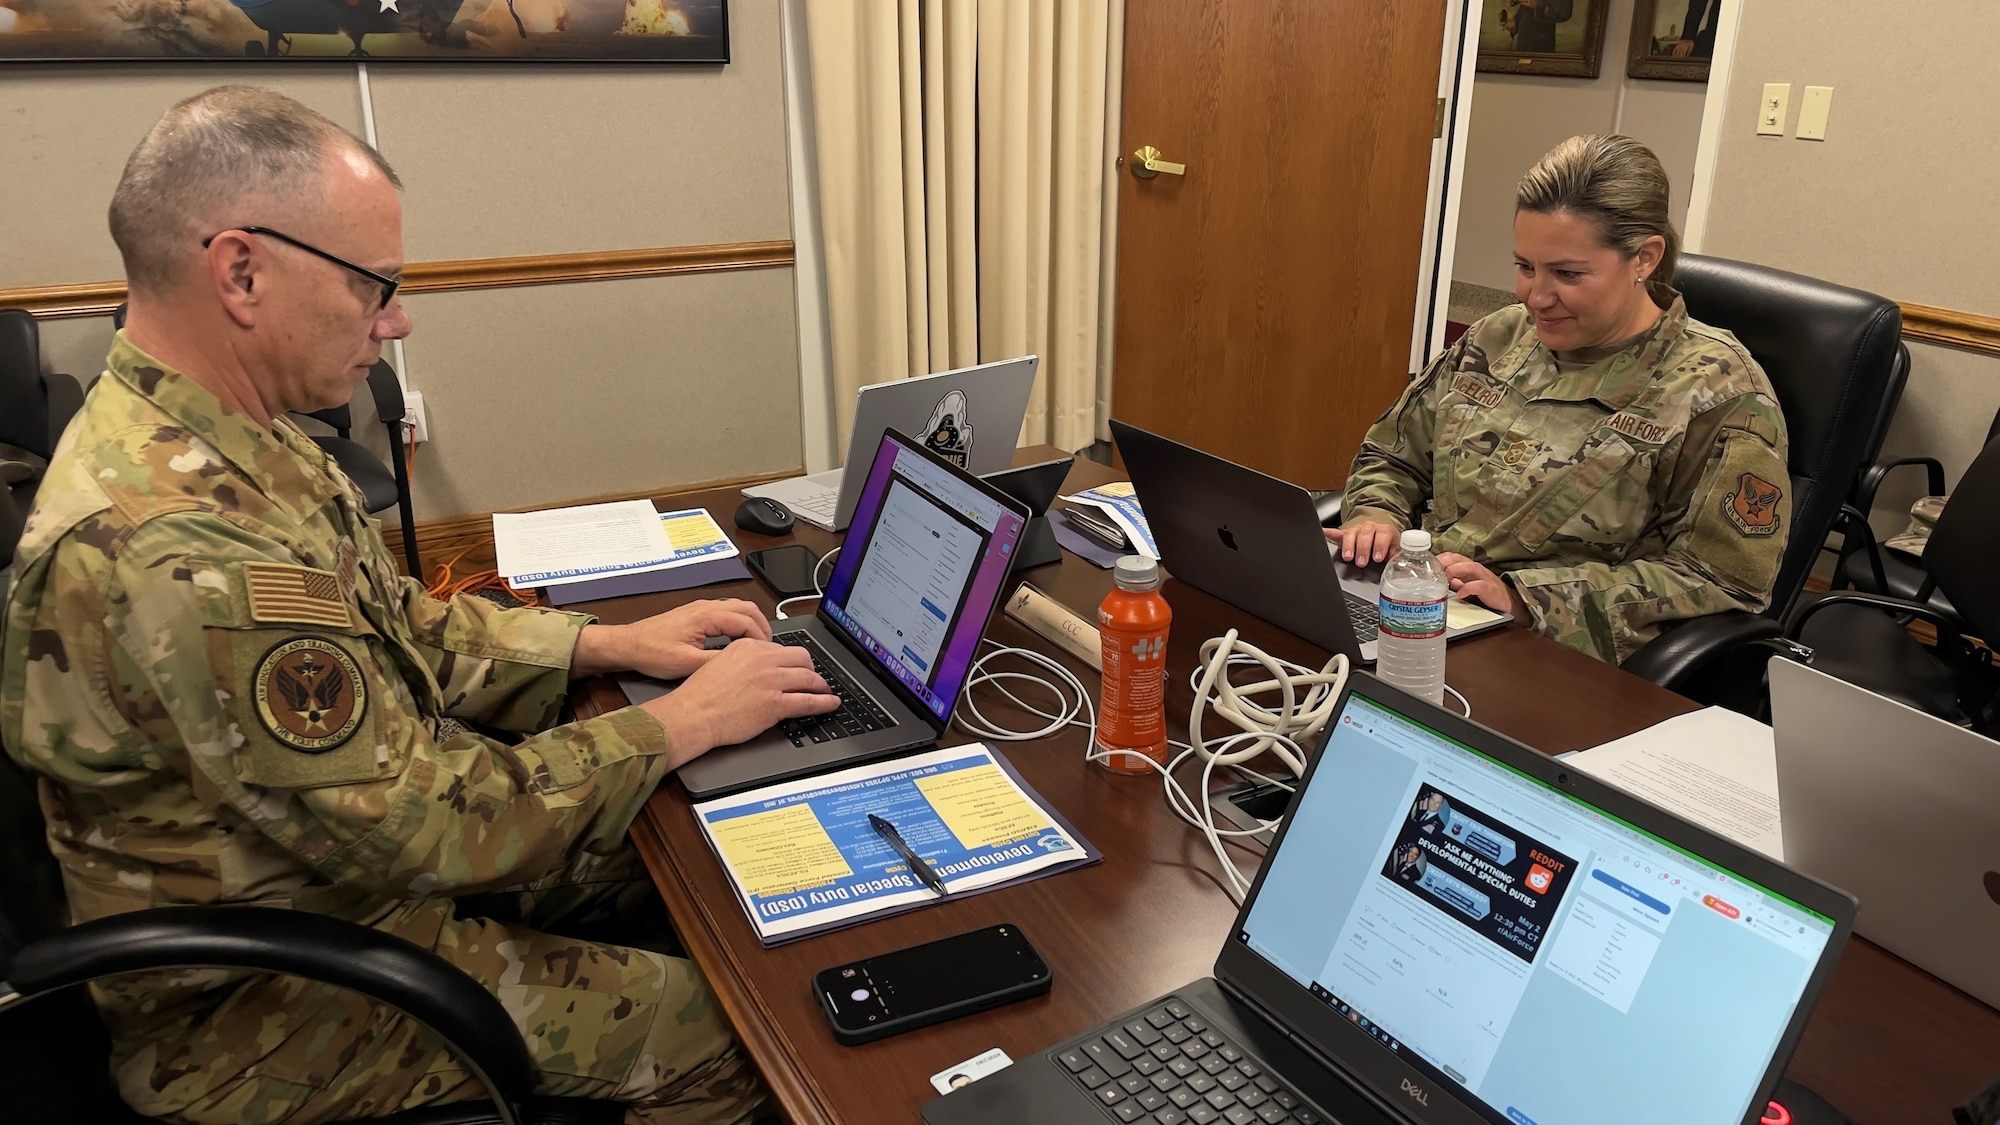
left=1400, top=1078, right=1429, bottom=1105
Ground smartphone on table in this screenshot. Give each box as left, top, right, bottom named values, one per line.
left=746, top=543, right=823, bottom=598
left=814, top=923, right=1051, bottom=1045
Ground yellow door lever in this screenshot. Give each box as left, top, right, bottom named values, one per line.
left=1130, top=145, right=1186, bottom=179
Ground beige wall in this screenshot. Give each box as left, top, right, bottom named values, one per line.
left=1452, top=0, right=1707, bottom=295
left=2, top=1, right=801, bottom=522
left=1703, top=0, right=2000, bottom=530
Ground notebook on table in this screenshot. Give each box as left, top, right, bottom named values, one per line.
left=925, top=672, right=1856, bottom=1125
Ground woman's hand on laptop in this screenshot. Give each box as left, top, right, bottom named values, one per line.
left=1325, top=518, right=1401, bottom=564
left=1437, top=553, right=1518, bottom=616
left=643, top=641, right=841, bottom=765
left=571, top=599, right=774, bottom=680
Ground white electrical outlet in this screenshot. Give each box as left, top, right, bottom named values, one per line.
left=402, top=391, right=429, bottom=443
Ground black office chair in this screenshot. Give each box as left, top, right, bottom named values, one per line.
left=1619, top=254, right=1909, bottom=713
left=0, top=730, right=622, bottom=1125
left=1823, top=402, right=2000, bottom=616
left=1783, top=426, right=2000, bottom=733
left=307, top=359, right=423, bottom=579
left=0, top=308, right=86, bottom=535
left=109, top=306, right=420, bottom=578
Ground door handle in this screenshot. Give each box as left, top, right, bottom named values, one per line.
left=1130, top=145, right=1186, bottom=179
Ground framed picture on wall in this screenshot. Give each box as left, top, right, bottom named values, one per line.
left=1627, top=0, right=1718, bottom=82
left=1475, top=0, right=1608, bottom=79
left=0, top=0, right=729, bottom=61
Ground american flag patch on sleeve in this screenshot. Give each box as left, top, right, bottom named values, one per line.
left=243, top=562, right=354, bottom=629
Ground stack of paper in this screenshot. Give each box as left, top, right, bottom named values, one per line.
left=493, top=501, right=738, bottom=588
left=1561, top=707, right=1782, bottom=860
left=1061, top=481, right=1158, bottom=559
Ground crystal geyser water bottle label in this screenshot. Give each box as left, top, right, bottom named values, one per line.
left=1378, top=593, right=1446, bottom=641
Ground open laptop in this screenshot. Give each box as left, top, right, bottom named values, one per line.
left=627, top=428, right=1029, bottom=799
left=1771, top=657, right=2000, bottom=1008
left=746, top=356, right=1040, bottom=531
left=1109, top=420, right=1509, bottom=662
left=927, top=672, right=1856, bottom=1125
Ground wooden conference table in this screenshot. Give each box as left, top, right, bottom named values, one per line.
left=571, top=450, right=2000, bottom=1124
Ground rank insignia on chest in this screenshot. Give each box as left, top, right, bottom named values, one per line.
left=1724, top=472, right=1784, bottom=536
left=1451, top=374, right=1505, bottom=409
left=253, top=636, right=368, bottom=752
left=335, top=541, right=360, bottom=596
left=1500, top=438, right=1538, bottom=471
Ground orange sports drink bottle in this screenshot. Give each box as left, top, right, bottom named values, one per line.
left=1095, top=555, right=1172, bottom=774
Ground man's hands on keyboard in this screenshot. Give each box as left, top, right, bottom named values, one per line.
left=641, top=639, right=839, bottom=766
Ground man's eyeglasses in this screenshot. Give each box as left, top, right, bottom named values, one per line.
left=202, top=226, right=401, bottom=310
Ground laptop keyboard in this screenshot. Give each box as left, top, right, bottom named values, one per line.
left=772, top=632, right=893, bottom=745
left=1054, top=997, right=1321, bottom=1125
left=787, top=487, right=839, bottom=523
left=1343, top=591, right=1380, bottom=646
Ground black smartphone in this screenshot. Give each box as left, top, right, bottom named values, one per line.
left=814, top=923, right=1050, bottom=1045
left=746, top=543, right=822, bottom=598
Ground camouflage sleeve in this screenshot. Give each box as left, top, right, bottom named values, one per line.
left=1341, top=347, right=1454, bottom=529
left=1504, top=394, right=1790, bottom=664
left=105, top=517, right=673, bottom=898
left=390, top=574, right=593, bottom=734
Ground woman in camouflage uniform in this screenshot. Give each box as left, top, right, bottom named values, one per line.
left=1331, top=135, right=1790, bottom=664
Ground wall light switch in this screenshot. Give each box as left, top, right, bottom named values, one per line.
left=1757, top=83, right=1790, bottom=136
left=1797, top=86, right=1834, bottom=140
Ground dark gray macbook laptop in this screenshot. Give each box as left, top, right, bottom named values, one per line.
left=1108, top=420, right=1509, bottom=663
left=623, top=427, right=1029, bottom=799
left=926, top=672, right=1856, bottom=1125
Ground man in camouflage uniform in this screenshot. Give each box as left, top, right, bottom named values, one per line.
left=1338, top=297, right=1790, bottom=664
left=1, top=87, right=839, bottom=1123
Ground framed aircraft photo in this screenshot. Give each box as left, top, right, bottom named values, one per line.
left=0, top=0, right=729, bottom=61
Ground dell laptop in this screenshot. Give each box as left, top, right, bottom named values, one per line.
left=629, top=428, right=1030, bottom=799
left=1771, top=656, right=2000, bottom=1008
left=926, top=672, right=1856, bottom=1125
left=746, top=356, right=1040, bottom=531
left=1108, top=420, right=1509, bottom=662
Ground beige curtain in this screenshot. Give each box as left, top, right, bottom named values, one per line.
left=802, top=0, right=1123, bottom=453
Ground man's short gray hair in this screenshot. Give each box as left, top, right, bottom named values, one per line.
left=108, top=86, right=401, bottom=294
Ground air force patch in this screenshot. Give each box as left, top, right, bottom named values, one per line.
left=253, top=636, right=367, bottom=753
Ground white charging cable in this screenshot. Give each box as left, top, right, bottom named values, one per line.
left=774, top=546, right=840, bottom=620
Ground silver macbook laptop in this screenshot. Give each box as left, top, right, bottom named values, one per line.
left=1771, top=657, right=2000, bottom=1008
left=1109, top=420, right=1510, bottom=662
left=746, top=356, right=1039, bottom=531
left=927, top=672, right=1855, bottom=1125
left=628, top=428, right=1030, bottom=799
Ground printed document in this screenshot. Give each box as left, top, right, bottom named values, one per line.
left=1563, top=707, right=1782, bottom=860
left=693, top=743, right=1097, bottom=943
left=493, top=499, right=676, bottom=585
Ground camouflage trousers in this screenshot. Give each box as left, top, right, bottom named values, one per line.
left=112, top=844, right=768, bottom=1125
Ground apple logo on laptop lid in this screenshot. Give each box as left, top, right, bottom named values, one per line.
left=1984, top=871, right=2000, bottom=905
left=1217, top=525, right=1239, bottom=551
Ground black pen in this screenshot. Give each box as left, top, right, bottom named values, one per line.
left=868, top=813, right=949, bottom=898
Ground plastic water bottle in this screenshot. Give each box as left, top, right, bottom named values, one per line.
left=1096, top=555, right=1172, bottom=774
left=1376, top=529, right=1448, bottom=705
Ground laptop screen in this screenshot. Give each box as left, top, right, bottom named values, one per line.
left=819, top=430, right=1028, bottom=724
left=1238, top=687, right=1838, bottom=1125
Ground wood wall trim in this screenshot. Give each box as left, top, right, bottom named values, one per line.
left=381, top=466, right=800, bottom=578
left=1, top=239, right=796, bottom=321
left=1900, top=302, right=2000, bottom=359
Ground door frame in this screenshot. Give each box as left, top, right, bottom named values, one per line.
left=1681, top=0, right=1748, bottom=253
left=1409, top=0, right=1483, bottom=374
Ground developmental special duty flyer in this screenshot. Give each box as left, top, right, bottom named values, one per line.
left=692, top=744, right=1099, bottom=943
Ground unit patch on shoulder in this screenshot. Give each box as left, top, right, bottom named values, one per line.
left=244, top=562, right=353, bottom=629
left=1723, top=472, right=1784, bottom=536
left=1451, top=374, right=1505, bottom=409
left=253, top=636, right=367, bottom=753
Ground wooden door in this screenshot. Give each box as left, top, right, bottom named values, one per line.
left=1113, top=0, right=1449, bottom=488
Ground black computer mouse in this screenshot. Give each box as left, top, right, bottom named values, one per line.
left=734, top=497, right=796, bottom=536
